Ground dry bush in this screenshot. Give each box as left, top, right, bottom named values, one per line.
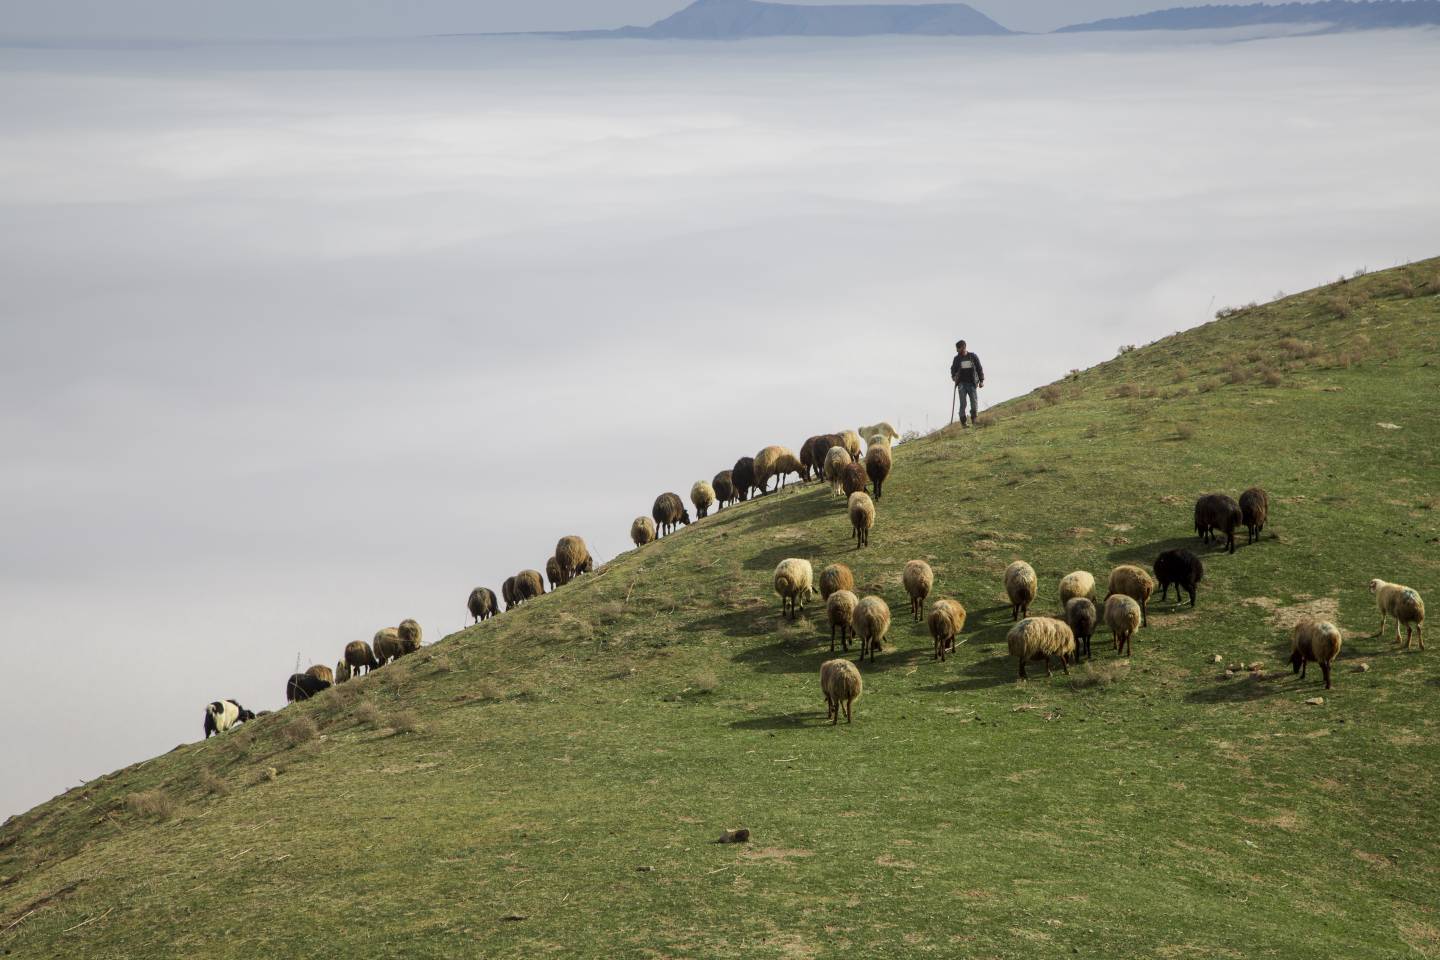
left=1326, top=295, right=1355, bottom=319
left=974, top=413, right=996, bottom=429
left=353, top=701, right=383, bottom=728
left=281, top=717, right=318, bottom=748
left=1083, top=423, right=1101, bottom=439
left=1278, top=337, right=1316, bottom=358
left=1014, top=399, right=1041, bottom=414
left=1039, top=385, right=1063, bottom=405
left=124, top=789, right=176, bottom=821
left=429, top=654, right=454, bottom=675
left=1198, top=379, right=1220, bottom=393
left=1245, top=349, right=1264, bottom=363
left=1069, top=660, right=1130, bottom=690
left=1111, top=383, right=1140, bottom=399
left=1261, top=368, right=1284, bottom=387
left=1171, top=385, right=1192, bottom=398
left=331, top=681, right=360, bottom=704
left=1139, top=386, right=1159, bottom=399
left=1396, top=276, right=1417, bottom=298
left=693, top=670, right=720, bottom=694
left=1116, top=344, right=1137, bottom=356
left=1176, top=424, right=1195, bottom=440
left=474, top=678, right=504, bottom=700
left=1226, top=368, right=1250, bottom=385
left=390, top=710, right=422, bottom=735
left=1171, top=366, right=1189, bottom=383
left=1337, top=351, right=1363, bottom=369
left=199, top=769, right=230, bottom=798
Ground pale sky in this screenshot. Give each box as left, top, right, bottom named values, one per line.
left=2, top=27, right=1438, bottom=818
left=0, top=0, right=1333, bottom=38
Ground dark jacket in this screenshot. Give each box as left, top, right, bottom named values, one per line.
left=950, top=351, right=984, bottom=386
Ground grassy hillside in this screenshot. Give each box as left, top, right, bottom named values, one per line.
left=4, top=260, right=1439, bottom=959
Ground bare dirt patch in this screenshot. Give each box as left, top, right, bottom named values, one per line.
left=1354, top=850, right=1393, bottom=868
left=739, top=847, right=813, bottom=866
left=1241, top=595, right=1341, bottom=632
left=875, top=854, right=916, bottom=869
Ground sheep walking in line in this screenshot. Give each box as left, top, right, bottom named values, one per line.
left=1107, top=565, right=1155, bottom=626
left=1006, top=617, right=1075, bottom=680
left=1290, top=617, right=1343, bottom=689
left=827, top=589, right=859, bottom=653
left=820, top=658, right=862, bottom=725
left=928, top=599, right=967, bottom=662
left=467, top=587, right=499, bottom=623
left=865, top=444, right=892, bottom=499
left=824, top=447, right=853, bottom=497
left=545, top=556, right=562, bottom=591
left=1195, top=493, right=1243, bottom=554
left=286, top=672, right=331, bottom=702
left=398, top=619, right=423, bottom=655
left=373, top=627, right=403, bottom=666
left=203, top=699, right=255, bottom=738
left=1058, top=571, right=1095, bottom=608
left=305, top=664, right=334, bottom=685
left=773, top=558, right=814, bottom=620
left=819, top=563, right=855, bottom=600
left=515, top=570, right=545, bottom=604
left=801, top=434, right=841, bottom=482
left=713, top=470, right=737, bottom=508
left=631, top=516, right=657, bottom=548
left=690, top=481, right=717, bottom=519
left=903, top=560, right=933, bottom=621
left=1105, top=594, right=1142, bottom=657
left=502, top=576, right=519, bottom=611
left=855, top=596, right=891, bottom=663
left=556, top=535, right=593, bottom=584
left=1240, top=486, right=1269, bottom=545
left=732, top=457, right=757, bottom=502
left=652, top=493, right=691, bottom=537
left=849, top=492, right=875, bottom=548
left=840, top=462, right=869, bottom=498
left=345, top=640, right=379, bottom=676
left=335, top=660, right=352, bottom=683
left=1005, top=560, right=1038, bottom=621
left=1065, top=597, right=1097, bottom=661
left=1154, top=550, right=1204, bottom=607
left=1370, top=578, right=1425, bottom=650
left=754, top=445, right=804, bottom=494
left=838, top=430, right=862, bottom=460
left=859, top=421, right=899, bottom=450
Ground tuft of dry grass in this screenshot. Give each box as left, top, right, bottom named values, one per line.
left=390, top=710, right=422, bottom=734
left=281, top=717, right=318, bottom=748
left=1198, top=378, right=1220, bottom=393
left=1326, top=295, right=1355, bottom=319
left=1176, top=424, right=1195, bottom=440
left=693, top=670, right=720, bottom=694
left=124, top=789, right=176, bottom=821
left=1261, top=368, right=1284, bottom=386
left=1171, top=366, right=1190, bottom=383
left=1111, top=383, right=1140, bottom=399
left=973, top=413, right=996, bottom=429
left=199, top=770, right=230, bottom=798
left=1038, top=385, right=1063, bottom=405
left=1226, top=368, right=1250, bottom=385
left=474, top=678, right=504, bottom=700
left=1069, top=660, right=1131, bottom=690
left=354, top=701, right=383, bottom=728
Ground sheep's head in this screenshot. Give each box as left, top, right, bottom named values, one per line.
left=679, top=511, right=691, bottom=526
left=1368, top=578, right=1382, bottom=594
left=238, top=708, right=256, bottom=723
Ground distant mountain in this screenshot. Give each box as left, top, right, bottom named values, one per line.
left=562, top=0, right=1012, bottom=39
left=1057, top=0, right=1440, bottom=33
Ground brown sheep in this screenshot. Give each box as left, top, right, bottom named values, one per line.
left=652, top=492, right=691, bottom=537
left=1194, top=492, right=1243, bottom=554
left=1370, top=578, right=1425, bottom=649
left=840, top=461, right=868, bottom=498
left=928, top=598, right=967, bottom=662
left=1106, top=564, right=1155, bottom=626
left=1004, top=560, right=1038, bottom=621
left=502, top=576, right=519, bottom=611
left=556, top=535, right=592, bottom=584
left=732, top=457, right=756, bottom=502
left=1058, top=571, right=1095, bottom=607
left=1240, top=486, right=1269, bottom=545
left=820, top=658, right=863, bottom=725
left=754, top=445, right=804, bottom=494
left=849, top=492, right=875, bottom=549
left=1065, top=597, right=1097, bottom=661
left=372, top=627, right=403, bottom=666
left=864, top=444, right=892, bottom=499
left=631, top=516, right=657, bottom=548
left=824, top=447, right=853, bottom=497
left=398, top=619, right=423, bottom=655
left=345, top=639, right=379, bottom=675
left=305, top=664, right=334, bottom=685
left=827, top=589, right=859, bottom=653
left=903, top=560, right=934, bottom=620
left=1006, top=617, right=1075, bottom=680
left=712, top=470, right=737, bottom=507
left=802, top=434, right=843, bottom=482
left=773, top=558, right=814, bottom=620
left=819, top=563, right=855, bottom=600
left=1104, top=594, right=1142, bottom=657
left=467, top=587, right=499, bottom=623
left=855, top=595, right=891, bottom=663
left=515, top=569, right=545, bottom=603
left=335, top=659, right=352, bottom=683
left=1290, top=617, right=1343, bottom=689
left=545, top=556, right=562, bottom=591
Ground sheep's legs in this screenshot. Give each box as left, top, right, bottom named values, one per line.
left=1376, top=612, right=1387, bottom=639
left=1321, top=662, right=1332, bottom=689
left=843, top=697, right=853, bottom=723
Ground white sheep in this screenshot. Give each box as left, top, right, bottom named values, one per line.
left=824, top=447, right=853, bottom=497
left=1369, top=578, right=1425, bottom=649
left=1004, top=560, right=1038, bottom=621
left=773, top=558, right=814, bottom=620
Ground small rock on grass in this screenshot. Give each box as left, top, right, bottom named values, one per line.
left=1305, top=697, right=1325, bottom=706
left=1355, top=662, right=1370, bottom=672
left=1211, top=654, right=1224, bottom=664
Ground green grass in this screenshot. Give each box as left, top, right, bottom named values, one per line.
left=4, top=260, right=1440, bottom=958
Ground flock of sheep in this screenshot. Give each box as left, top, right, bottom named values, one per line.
left=202, top=419, right=1427, bottom=736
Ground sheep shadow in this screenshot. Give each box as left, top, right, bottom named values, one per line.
left=728, top=711, right=830, bottom=731
left=742, top=541, right=832, bottom=574
left=692, top=606, right=784, bottom=640
left=1183, top=672, right=1290, bottom=704
left=731, top=631, right=839, bottom=675
left=1105, top=536, right=1196, bottom=568
left=919, top=652, right=1016, bottom=691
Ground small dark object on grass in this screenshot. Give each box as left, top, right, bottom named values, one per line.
left=501, top=914, right=528, bottom=922
left=716, top=828, right=751, bottom=844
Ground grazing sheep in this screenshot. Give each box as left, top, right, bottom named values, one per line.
left=903, top=560, right=934, bottom=620
left=286, top=672, right=331, bottom=702
left=335, top=660, right=352, bottom=683
left=865, top=444, right=892, bottom=500
left=824, top=447, right=854, bottom=496
left=819, top=563, right=855, bottom=600
left=1065, top=597, right=1098, bottom=661
left=556, top=535, right=593, bottom=584
left=838, top=430, right=862, bottom=460
left=501, top=576, right=519, bottom=611
left=732, top=457, right=757, bottom=502
left=1154, top=549, right=1204, bottom=607
left=1369, top=578, right=1426, bottom=650
left=1240, top=486, right=1269, bottom=545
left=841, top=462, right=869, bottom=498
left=854, top=596, right=891, bottom=663
left=631, top=516, right=657, bottom=548
left=1004, top=560, right=1038, bottom=621
left=849, top=492, right=875, bottom=548
left=802, top=434, right=843, bottom=482
left=305, top=664, right=334, bottom=685
left=773, top=558, right=814, bottom=620
left=515, top=569, right=545, bottom=603
left=712, top=470, right=737, bottom=508
left=820, top=658, right=863, bottom=725
left=1106, top=564, right=1155, bottom=626
left=1290, top=617, right=1343, bottom=689
left=1104, top=594, right=1142, bottom=657
left=690, top=481, right=717, bottom=518
left=1058, top=571, right=1095, bottom=608
left=467, top=587, right=499, bottom=623
left=928, top=599, right=967, bottom=662
left=545, top=556, right=562, bottom=591
left=345, top=640, right=379, bottom=676
left=754, top=445, right=804, bottom=494
left=652, top=492, right=691, bottom=537
left=827, top=589, right=859, bottom=652
left=203, top=699, right=255, bottom=738
left=1194, top=493, right=1243, bottom=554
left=398, top=619, right=423, bottom=655
left=373, top=627, right=403, bottom=665
left=1006, top=617, right=1075, bottom=680
left=859, top=421, right=899, bottom=450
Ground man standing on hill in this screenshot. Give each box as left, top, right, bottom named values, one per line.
left=950, top=340, right=985, bottom=427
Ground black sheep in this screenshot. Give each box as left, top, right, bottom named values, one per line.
left=731, top=457, right=757, bottom=502
left=1239, top=486, right=1269, bottom=545
left=651, top=492, right=691, bottom=537
left=1154, top=549, right=1205, bottom=606
left=286, top=673, right=331, bottom=703
left=1194, top=493, right=1243, bottom=554
left=1064, top=597, right=1098, bottom=661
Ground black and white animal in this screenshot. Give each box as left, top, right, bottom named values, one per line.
left=203, top=699, right=255, bottom=738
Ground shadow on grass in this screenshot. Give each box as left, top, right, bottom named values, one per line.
left=742, top=541, right=833, bottom=574
left=1183, top=673, right=1289, bottom=704
left=728, top=711, right=829, bottom=731
left=1105, top=536, right=1196, bottom=567
left=919, top=652, right=1016, bottom=691
left=731, top=632, right=835, bottom=674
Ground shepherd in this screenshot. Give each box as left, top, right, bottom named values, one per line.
left=950, top=340, right=985, bottom=427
